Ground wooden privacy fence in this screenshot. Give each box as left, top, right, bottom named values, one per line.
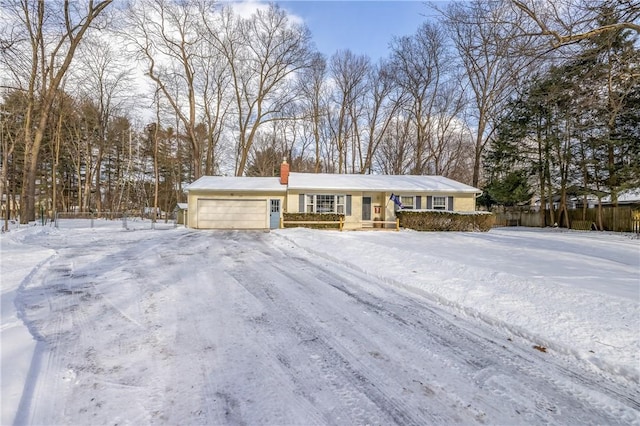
left=493, top=211, right=545, bottom=228
left=495, top=206, right=640, bottom=233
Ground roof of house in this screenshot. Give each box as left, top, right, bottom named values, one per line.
left=601, top=188, right=640, bottom=204
left=287, top=173, right=481, bottom=193
left=185, top=173, right=481, bottom=194
left=186, top=176, right=286, bottom=192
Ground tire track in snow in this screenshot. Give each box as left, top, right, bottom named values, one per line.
left=302, top=240, right=638, bottom=424
left=312, top=259, right=640, bottom=422
left=12, top=228, right=639, bottom=425
left=220, top=233, right=478, bottom=425
left=207, top=235, right=328, bottom=425
left=14, top=229, right=189, bottom=425
left=274, top=230, right=639, bottom=384
left=16, top=257, right=91, bottom=424
left=278, top=233, right=640, bottom=404
left=242, top=232, right=638, bottom=425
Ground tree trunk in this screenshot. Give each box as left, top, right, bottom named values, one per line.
left=17, top=0, right=113, bottom=223
left=1, top=120, right=11, bottom=231
left=20, top=113, right=49, bottom=222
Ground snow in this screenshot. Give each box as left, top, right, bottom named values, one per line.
left=602, top=188, right=640, bottom=204
left=1, top=221, right=638, bottom=425
left=1, top=233, right=55, bottom=426
left=184, top=172, right=481, bottom=194
left=286, top=172, right=481, bottom=193
left=277, top=227, right=640, bottom=376
left=186, top=176, right=286, bottom=192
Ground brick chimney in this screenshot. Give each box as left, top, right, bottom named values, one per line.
left=279, top=157, right=290, bottom=185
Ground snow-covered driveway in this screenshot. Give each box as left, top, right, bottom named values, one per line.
left=5, top=226, right=637, bottom=425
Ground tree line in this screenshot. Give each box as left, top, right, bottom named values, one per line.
left=483, top=2, right=639, bottom=228
left=0, top=0, right=638, bottom=225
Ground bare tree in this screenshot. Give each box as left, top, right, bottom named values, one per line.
left=0, top=101, right=19, bottom=231
left=360, top=61, right=402, bottom=174
left=296, top=52, right=328, bottom=172
left=47, top=87, right=76, bottom=216
left=55, top=95, right=87, bottom=213
left=429, top=79, right=475, bottom=184
left=126, top=0, right=213, bottom=180
left=389, top=22, right=448, bottom=175
left=108, top=116, right=134, bottom=214
left=439, top=0, right=536, bottom=187
left=196, top=46, right=232, bottom=176
left=246, top=121, right=287, bottom=177
left=328, top=50, right=371, bottom=173
left=376, top=116, right=415, bottom=175
left=74, top=35, right=133, bottom=212
left=205, top=4, right=313, bottom=176
left=511, top=0, right=640, bottom=48
left=1, top=0, right=113, bottom=223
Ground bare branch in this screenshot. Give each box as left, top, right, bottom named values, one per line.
left=512, top=0, right=640, bottom=47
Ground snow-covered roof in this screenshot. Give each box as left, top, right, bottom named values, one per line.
left=176, top=203, right=188, bottom=210
left=287, top=172, right=481, bottom=193
left=185, top=176, right=286, bottom=192
left=185, top=173, right=481, bottom=194
left=601, top=188, right=640, bottom=204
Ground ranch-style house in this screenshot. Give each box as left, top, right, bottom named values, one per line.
left=184, top=160, right=482, bottom=230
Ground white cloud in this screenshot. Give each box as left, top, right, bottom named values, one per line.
left=223, top=0, right=305, bottom=26
left=224, top=0, right=270, bottom=19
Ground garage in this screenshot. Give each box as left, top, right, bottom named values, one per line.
left=185, top=176, right=285, bottom=230
left=196, top=198, right=268, bottom=229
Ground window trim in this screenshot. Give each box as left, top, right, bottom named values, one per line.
left=399, top=195, right=415, bottom=210
left=305, top=194, right=346, bottom=214
left=432, top=195, right=447, bottom=210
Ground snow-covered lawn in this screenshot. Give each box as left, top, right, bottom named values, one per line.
left=1, top=222, right=638, bottom=425
left=279, top=227, right=640, bottom=378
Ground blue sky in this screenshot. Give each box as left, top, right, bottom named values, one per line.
left=276, top=1, right=435, bottom=62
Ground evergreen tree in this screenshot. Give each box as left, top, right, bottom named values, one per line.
left=483, top=170, right=533, bottom=207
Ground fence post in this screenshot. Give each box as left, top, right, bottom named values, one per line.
left=633, top=210, right=640, bottom=234
left=339, top=217, right=343, bottom=231
left=396, top=218, right=400, bottom=231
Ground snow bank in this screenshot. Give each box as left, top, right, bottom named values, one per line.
left=1, top=226, right=56, bottom=426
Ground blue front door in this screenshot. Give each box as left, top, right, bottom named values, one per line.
left=270, top=199, right=281, bottom=229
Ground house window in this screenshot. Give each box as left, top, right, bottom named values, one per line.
left=270, top=199, right=280, bottom=213
left=306, top=194, right=345, bottom=214
left=433, top=196, right=447, bottom=210
left=400, top=196, right=414, bottom=209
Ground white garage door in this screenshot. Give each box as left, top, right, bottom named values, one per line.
left=197, top=199, right=268, bottom=229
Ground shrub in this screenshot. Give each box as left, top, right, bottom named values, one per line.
left=396, top=210, right=495, bottom=232
left=282, top=213, right=344, bottom=230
